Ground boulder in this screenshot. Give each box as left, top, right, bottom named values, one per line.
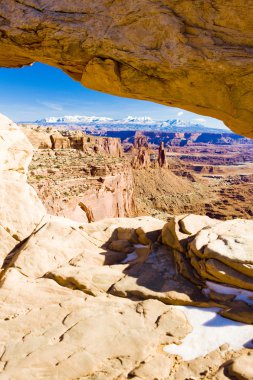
left=162, top=214, right=218, bottom=252
left=188, top=219, right=253, bottom=289
left=228, top=353, right=253, bottom=380
left=0, top=114, right=46, bottom=245
left=0, top=113, right=33, bottom=173
left=109, top=239, right=135, bottom=253
left=191, top=219, right=253, bottom=265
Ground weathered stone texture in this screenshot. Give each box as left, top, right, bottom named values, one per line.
left=0, top=1, right=252, bottom=136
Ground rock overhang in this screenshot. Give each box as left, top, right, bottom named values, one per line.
left=0, top=0, right=252, bottom=137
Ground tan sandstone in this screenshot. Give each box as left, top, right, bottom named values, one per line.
left=0, top=1, right=252, bottom=136
left=228, top=353, right=253, bottom=380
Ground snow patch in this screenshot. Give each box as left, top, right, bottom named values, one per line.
left=134, top=244, right=147, bottom=248
left=205, top=281, right=253, bottom=306
left=164, top=306, right=253, bottom=360
left=121, top=252, right=138, bottom=263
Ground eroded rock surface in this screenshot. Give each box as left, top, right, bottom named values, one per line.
left=24, top=126, right=135, bottom=222
left=0, top=1, right=253, bottom=136
left=0, top=268, right=191, bottom=380
left=162, top=214, right=253, bottom=323
left=0, top=114, right=46, bottom=266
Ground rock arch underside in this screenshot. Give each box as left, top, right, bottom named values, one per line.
left=0, top=0, right=253, bottom=136
left=0, top=1, right=253, bottom=379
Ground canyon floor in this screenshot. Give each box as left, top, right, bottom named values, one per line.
left=133, top=145, right=253, bottom=221
left=24, top=125, right=253, bottom=223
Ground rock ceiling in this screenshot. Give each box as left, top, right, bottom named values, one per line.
left=0, top=0, right=252, bottom=137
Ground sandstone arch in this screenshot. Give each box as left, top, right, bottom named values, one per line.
left=0, top=0, right=252, bottom=137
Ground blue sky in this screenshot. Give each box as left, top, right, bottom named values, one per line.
left=0, top=62, right=226, bottom=128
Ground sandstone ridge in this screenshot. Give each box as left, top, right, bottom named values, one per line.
left=0, top=1, right=253, bottom=136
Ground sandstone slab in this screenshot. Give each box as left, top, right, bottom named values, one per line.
left=111, top=244, right=213, bottom=307
left=190, top=219, right=253, bottom=265
left=219, top=303, right=253, bottom=324
left=5, top=216, right=102, bottom=278
left=228, top=353, right=253, bottom=380
left=45, top=263, right=126, bottom=296
left=162, top=214, right=217, bottom=252
left=0, top=268, right=191, bottom=379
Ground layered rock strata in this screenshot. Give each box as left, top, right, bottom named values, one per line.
left=22, top=127, right=123, bottom=157
left=29, top=149, right=136, bottom=222
left=0, top=1, right=253, bottom=136
left=23, top=126, right=134, bottom=222
left=162, top=214, right=253, bottom=323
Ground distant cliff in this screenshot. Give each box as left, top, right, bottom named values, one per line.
left=23, top=126, right=135, bottom=222
left=102, top=131, right=253, bottom=147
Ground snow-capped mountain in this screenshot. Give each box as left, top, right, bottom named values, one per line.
left=35, top=115, right=227, bottom=133
left=122, top=116, right=155, bottom=124
left=38, top=115, right=113, bottom=124
left=37, top=115, right=157, bottom=125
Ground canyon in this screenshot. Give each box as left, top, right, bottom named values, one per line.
left=22, top=126, right=136, bottom=223
left=21, top=124, right=253, bottom=224
left=132, top=132, right=253, bottom=221
left=0, top=113, right=253, bottom=380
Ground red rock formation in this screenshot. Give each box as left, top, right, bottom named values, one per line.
left=132, top=147, right=151, bottom=169
left=67, top=131, right=85, bottom=150
left=158, top=142, right=167, bottom=167
left=29, top=151, right=136, bottom=223
left=26, top=128, right=123, bottom=158
left=54, top=130, right=123, bottom=157
left=50, top=132, right=70, bottom=149
left=131, top=132, right=151, bottom=168
left=134, top=132, right=149, bottom=148
left=85, top=136, right=123, bottom=157
left=21, top=127, right=53, bottom=149
left=25, top=126, right=135, bottom=222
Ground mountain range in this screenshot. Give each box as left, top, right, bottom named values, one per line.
left=35, top=115, right=229, bottom=133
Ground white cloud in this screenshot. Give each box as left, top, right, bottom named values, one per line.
left=194, top=118, right=206, bottom=123
left=177, top=111, right=184, bottom=116
left=37, top=100, right=63, bottom=112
